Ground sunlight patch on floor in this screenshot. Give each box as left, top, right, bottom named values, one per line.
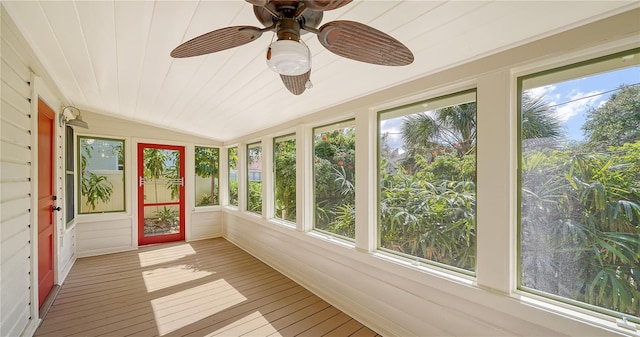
left=202, top=311, right=279, bottom=336
left=142, top=264, right=213, bottom=292
left=138, top=244, right=196, bottom=267
left=151, top=279, right=247, bottom=335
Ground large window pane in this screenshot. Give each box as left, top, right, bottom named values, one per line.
left=313, top=120, right=355, bottom=239
left=378, top=90, right=477, bottom=273
left=78, top=136, right=125, bottom=213
left=247, top=142, right=262, bottom=214
left=195, top=146, right=219, bottom=206
left=274, top=134, right=296, bottom=223
left=228, top=147, right=238, bottom=206
left=519, top=49, right=640, bottom=321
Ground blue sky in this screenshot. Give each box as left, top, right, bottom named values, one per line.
left=526, top=65, right=640, bottom=141
left=380, top=64, right=640, bottom=152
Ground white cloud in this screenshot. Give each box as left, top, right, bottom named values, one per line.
left=555, top=90, right=603, bottom=122
left=527, top=85, right=557, bottom=102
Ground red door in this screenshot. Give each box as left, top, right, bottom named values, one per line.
left=138, top=143, right=185, bottom=245
left=37, top=99, right=55, bottom=307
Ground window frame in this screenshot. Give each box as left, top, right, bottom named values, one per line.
left=376, top=89, right=478, bottom=276
left=227, top=146, right=239, bottom=207
left=194, top=145, right=220, bottom=208
left=77, top=135, right=126, bottom=214
left=516, top=47, right=640, bottom=323
left=246, top=142, right=262, bottom=214
left=273, top=133, right=296, bottom=226
left=312, top=119, right=357, bottom=241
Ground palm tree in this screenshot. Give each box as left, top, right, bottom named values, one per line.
left=401, top=94, right=561, bottom=161
left=144, top=148, right=168, bottom=206
left=521, top=91, right=562, bottom=140
left=401, top=102, right=477, bottom=158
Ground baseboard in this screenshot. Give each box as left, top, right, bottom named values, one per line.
left=76, top=246, right=137, bottom=258
left=20, top=318, right=41, bottom=337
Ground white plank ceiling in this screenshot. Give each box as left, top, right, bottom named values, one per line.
left=3, top=0, right=637, bottom=141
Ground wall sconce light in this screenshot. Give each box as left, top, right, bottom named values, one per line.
left=59, top=106, right=89, bottom=129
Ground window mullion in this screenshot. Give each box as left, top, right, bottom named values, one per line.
left=355, top=109, right=376, bottom=252
left=476, top=71, right=515, bottom=293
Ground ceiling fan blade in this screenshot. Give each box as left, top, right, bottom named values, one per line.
left=245, top=0, right=269, bottom=6
left=280, top=70, right=311, bottom=95
left=303, top=0, right=352, bottom=11
left=170, top=26, right=263, bottom=58
left=317, top=20, right=414, bottom=66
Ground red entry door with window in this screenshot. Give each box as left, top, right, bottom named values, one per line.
left=37, top=99, right=56, bottom=307
left=138, top=143, right=185, bottom=245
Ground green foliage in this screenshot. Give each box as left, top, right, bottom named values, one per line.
left=229, top=180, right=239, bottom=206
left=81, top=172, right=113, bottom=210
left=521, top=142, right=640, bottom=316
left=379, top=156, right=477, bottom=271
left=154, top=206, right=178, bottom=225
left=314, top=127, right=356, bottom=238
left=164, top=150, right=181, bottom=200
left=401, top=102, right=477, bottom=159
left=521, top=92, right=563, bottom=140
left=80, top=140, right=114, bottom=210
left=195, top=147, right=220, bottom=206
left=248, top=181, right=262, bottom=214
left=228, top=147, right=239, bottom=206
left=196, top=193, right=211, bottom=207
left=583, top=85, right=640, bottom=149
left=274, top=138, right=296, bottom=222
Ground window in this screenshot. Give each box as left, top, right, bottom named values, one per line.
left=274, top=134, right=296, bottom=223
left=65, top=126, right=74, bottom=227
left=78, top=136, right=125, bottom=214
left=378, top=90, right=477, bottom=273
left=247, top=142, right=262, bottom=214
left=228, top=147, right=238, bottom=207
left=518, top=49, right=640, bottom=321
left=313, top=120, right=356, bottom=239
left=195, top=146, right=219, bottom=206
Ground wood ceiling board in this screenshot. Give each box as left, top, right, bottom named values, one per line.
left=5, top=1, right=87, bottom=104
left=75, top=1, right=119, bottom=113
left=366, top=1, right=447, bottom=35
left=133, top=1, right=200, bottom=122
left=113, top=0, right=155, bottom=117
left=40, top=1, right=104, bottom=106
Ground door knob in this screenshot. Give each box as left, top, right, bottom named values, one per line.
left=52, top=206, right=62, bottom=212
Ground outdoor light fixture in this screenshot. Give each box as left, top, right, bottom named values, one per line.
left=59, top=106, right=89, bottom=129
left=266, top=39, right=311, bottom=76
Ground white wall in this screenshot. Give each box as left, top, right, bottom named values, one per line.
left=1, top=5, right=75, bottom=336
left=222, top=9, right=640, bottom=337
left=74, top=112, right=224, bottom=257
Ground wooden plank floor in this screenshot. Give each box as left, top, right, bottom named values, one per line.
left=35, top=238, right=381, bottom=337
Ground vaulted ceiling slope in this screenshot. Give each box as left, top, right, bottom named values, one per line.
left=3, top=1, right=637, bottom=141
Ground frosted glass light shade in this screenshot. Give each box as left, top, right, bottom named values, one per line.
left=266, top=40, right=311, bottom=76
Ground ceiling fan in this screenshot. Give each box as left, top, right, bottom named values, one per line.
left=170, top=0, right=414, bottom=95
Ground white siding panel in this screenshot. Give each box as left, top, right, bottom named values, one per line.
left=1, top=98, right=30, bottom=127
left=189, top=210, right=222, bottom=240
left=1, top=79, right=30, bottom=113
left=1, top=59, right=29, bottom=93
left=1, top=118, right=31, bottom=147
left=1, top=212, right=30, bottom=242
left=0, top=141, right=30, bottom=163
left=0, top=235, right=30, bottom=335
left=1, top=5, right=36, bottom=336
left=76, top=218, right=134, bottom=257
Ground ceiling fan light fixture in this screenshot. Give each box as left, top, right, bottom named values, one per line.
left=266, top=39, right=311, bottom=76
